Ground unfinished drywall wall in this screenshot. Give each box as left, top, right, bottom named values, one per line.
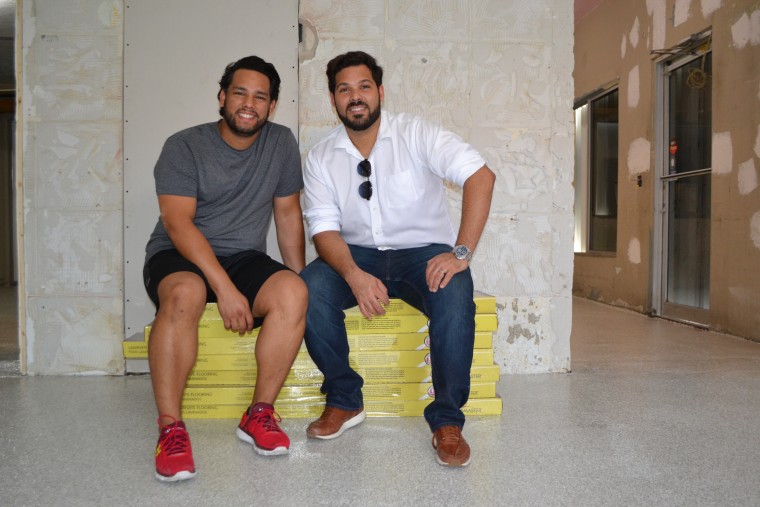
left=20, top=0, right=124, bottom=374
left=298, top=0, right=575, bottom=373
left=19, top=0, right=575, bottom=374
left=574, top=0, right=760, bottom=341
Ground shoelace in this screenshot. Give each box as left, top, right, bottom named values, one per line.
left=158, top=417, right=190, bottom=456
left=250, top=409, right=284, bottom=433
left=436, top=426, right=461, bottom=444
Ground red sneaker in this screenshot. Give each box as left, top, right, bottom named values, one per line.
left=236, top=405, right=290, bottom=456
left=155, top=416, right=197, bottom=482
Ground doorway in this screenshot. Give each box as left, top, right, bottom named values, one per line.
left=654, top=45, right=712, bottom=326
left=0, top=0, right=17, bottom=375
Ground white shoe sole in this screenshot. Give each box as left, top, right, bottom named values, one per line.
left=309, top=410, right=367, bottom=440
left=435, top=454, right=471, bottom=467
left=155, top=469, right=197, bottom=482
left=236, top=427, right=290, bottom=456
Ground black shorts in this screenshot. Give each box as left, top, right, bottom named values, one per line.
left=143, top=249, right=290, bottom=316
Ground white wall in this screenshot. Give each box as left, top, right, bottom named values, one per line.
left=122, top=0, right=299, bottom=342
left=19, top=0, right=573, bottom=375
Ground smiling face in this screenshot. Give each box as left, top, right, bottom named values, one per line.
left=331, top=64, right=384, bottom=132
left=218, top=69, right=276, bottom=146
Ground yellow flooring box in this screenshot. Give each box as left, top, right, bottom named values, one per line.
left=182, top=382, right=497, bottom=405
left=346, top=332, right=493, bottom=351
left=189, top=349, right=494, bottom=371
left=143, top=312, right=497, bottom=338
left=186, top=364, right=501, bottom=386
left=195, top=293, right=496, bottom=321
left=182, top=397, right=503, bottom=419
left=187, top=368, right=324, bottom=386
left=343, top=313, right=497, bottom=334
left=124, top=331, right=495, bottom=359
left=344, top=292, right=497, bottom=316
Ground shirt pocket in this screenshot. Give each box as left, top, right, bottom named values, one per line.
left=382, top=170, right=419, bottom=209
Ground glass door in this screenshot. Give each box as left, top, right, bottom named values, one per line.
left=657, top=51, right=712, bottom=325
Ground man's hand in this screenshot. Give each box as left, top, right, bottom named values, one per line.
left=346, top=270, right=390, bottom=319
left=425, top=252, right=468, bottom=292
left=215, top=286, right=254, bottom=335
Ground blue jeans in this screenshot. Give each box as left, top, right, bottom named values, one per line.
left=301, top=244, right=476, bottom=431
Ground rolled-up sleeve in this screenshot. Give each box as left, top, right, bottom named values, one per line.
left=416, top=117, right=486, bottom=188
left=303, top=149, right=342, bottom=239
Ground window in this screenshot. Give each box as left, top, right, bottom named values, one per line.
left=574, top=87, right=619, bottom=253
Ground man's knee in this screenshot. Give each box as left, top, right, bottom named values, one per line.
left=156, top=273, right=207, bottom=318
left=282, top=272, right=308, bottom=310
left=258, top=271, right=308, bottom=316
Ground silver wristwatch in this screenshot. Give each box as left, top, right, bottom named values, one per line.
left=453, top=244, right=472, bottom=262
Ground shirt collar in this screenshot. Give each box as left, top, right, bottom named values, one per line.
left=333, top=110, right=391, bottom=158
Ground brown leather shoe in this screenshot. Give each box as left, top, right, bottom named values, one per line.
left=432, top=425, right=471, bottom=467
left=306, top=406, right=366, bottom=440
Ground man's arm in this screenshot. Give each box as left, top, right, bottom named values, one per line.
left=273, top=192, right=306, bottom=273
left=313, top=230, right=390, bottom=319
left=158, top=194, right=254, bottom=333
left=425, top=165, right=496, bottom=291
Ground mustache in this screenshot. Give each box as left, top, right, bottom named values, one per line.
left=347, top=100, right=368, bottom=109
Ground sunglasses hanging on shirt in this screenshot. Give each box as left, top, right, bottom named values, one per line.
left=357, top=159, right=372, bottom=200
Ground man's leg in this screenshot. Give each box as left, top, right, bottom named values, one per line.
left=421, top=271, right=475, bottom=432
left=300, top=255, right=373, bottom=438
left=149, top=271, right=207, bottom=425
left=148, top=271, right=206, bottom=481
left=250, top=270, right=307, bottom=404
left=390, top=245, right=475, bottom=466
left=228, top=253, right=307, bottom=456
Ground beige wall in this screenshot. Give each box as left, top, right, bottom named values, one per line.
left=574, top=0, right=760, bottom=341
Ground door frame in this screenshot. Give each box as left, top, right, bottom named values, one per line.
left=652, top=44, right=712, bottom=327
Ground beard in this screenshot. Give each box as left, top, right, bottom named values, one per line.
left=219, top=104, right=268, bottom=138
left=336, top=100, right=381, bottom=131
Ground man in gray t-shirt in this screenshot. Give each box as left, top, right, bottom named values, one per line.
left=143, top=56, right=307, bottom=483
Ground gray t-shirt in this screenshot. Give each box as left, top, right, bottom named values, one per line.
left=144, top=121, right=303, bottom=262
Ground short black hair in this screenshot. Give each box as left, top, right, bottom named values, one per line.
left=218, top=55, right=281, bottom=102
left=326, top=51, right=383, bottom=94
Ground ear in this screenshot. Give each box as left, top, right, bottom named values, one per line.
left=218, top=89, right=226, bottom=109
left=268, top=99, right=277, bottom=116
left=329, top=93, right=336, bottom=108
left=378, top=85, right=385, bottom=103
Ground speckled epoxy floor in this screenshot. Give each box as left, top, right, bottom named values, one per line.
left=1, top=297, right=760, bottom=506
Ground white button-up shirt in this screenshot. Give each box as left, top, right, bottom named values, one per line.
left=303, top=111, right=486, bottom=250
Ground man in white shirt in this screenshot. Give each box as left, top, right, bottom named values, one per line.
left=301, top=51, right=495, bottom=467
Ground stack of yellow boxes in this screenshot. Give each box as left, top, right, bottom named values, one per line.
left=123, top=292, right=502, bottom=419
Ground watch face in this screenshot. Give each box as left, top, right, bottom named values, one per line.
left=455, top=245, right=470, bottom=259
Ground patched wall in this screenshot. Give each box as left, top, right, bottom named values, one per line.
left=574, top=0, right=760, bottom=342
left=298, top=0, right=574, bottom=374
